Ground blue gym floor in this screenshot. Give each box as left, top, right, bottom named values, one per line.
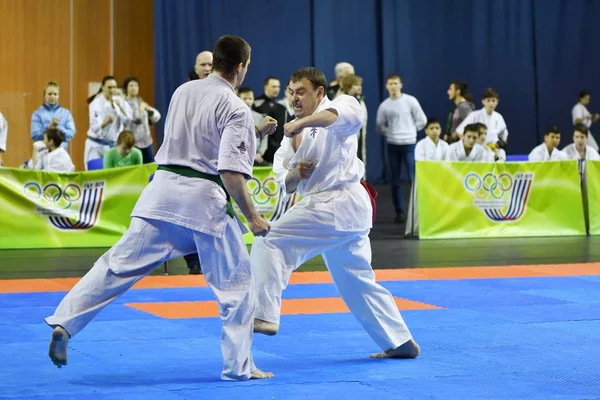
left=1, top=267, right=600, bottom=400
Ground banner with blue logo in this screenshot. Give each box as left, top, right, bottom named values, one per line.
left=0, top=165, right=298, bottom=249
left=416, top=161, right=586, bottom=239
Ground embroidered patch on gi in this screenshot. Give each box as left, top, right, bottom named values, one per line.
left=310, top=127, right=317, bottom=138
left=237, top=141, right=247, bottom=154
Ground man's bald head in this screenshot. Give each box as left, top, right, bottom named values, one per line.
left=195, top=51, right=213, bottom=79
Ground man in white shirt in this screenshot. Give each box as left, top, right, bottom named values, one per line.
left=0, top=110, right=7, bottom=166
left=563, top=124, right=600, bottom=161
left=45, top=35, right=277, bottom=381
left=31, top=128, right=75, bottom=172
left=376, top=74, right=427, bottom=223
left=446, top=124, right=492, bottom=161
left=251, top=67, right=420, bottom=361
left=572, top=91, right=600, bottom=150
left=529, top=126, right=568, bottom=161
left=239, top=87, right=268, bottom=165
left=456, top=88, right=508, bottom=157
left=415, top=118, right=448, bottom=161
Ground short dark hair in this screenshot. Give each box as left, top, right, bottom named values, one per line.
left=44, top=128, right=65, bottom=147
left=425, top=118, right=440, bottom=129
left=482, top=88, right=499, bottom=100
left=463, top=123, right=480, bottom=135
left=574, top=123, right=589, bottom=136
left=386, top=73, right=401, bottom=82
left=545, top=126, right=560, bottom=136
left=237, top=87, right=253, bottom=95
left=212, top=35, right=251, bottom=78
left=122, top=76, right=139, bottom=95
left=263, top=76, right=279, bottom=86
left=579, top=91, right=590, bottom=100
left=289, top=67, right=328, bottom=91
left=474, top=122, right=487, bottom=131
left=117, top=130, right=136, bottom=148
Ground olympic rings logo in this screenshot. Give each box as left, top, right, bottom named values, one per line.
left=246, top=177, right=279, bottom=205
left=23, top=182, right=82, bottom=210
left=464, top=173, right=513, bottom=200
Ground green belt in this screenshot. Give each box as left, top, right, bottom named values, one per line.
left=156, top=165, right=234, bottom=218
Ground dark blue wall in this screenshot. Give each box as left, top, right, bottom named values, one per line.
left=155, top=0, right=600, bottom=182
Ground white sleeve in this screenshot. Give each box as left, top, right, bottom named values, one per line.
left=89, top=101, right=104, bottom=136
left=114, top=97, right=133, bottom=125
left=147, top=106, right=161, bottom=124
left=411, top=98, right=427, bottom=131
left=326, top=94, right=363, bottom=136
left=572, top=105, right=583, bottom=125
left=217, top=107, right=256, bottom=178
left=446, top=145, right=458, bottom=161
left=498, top=115, right=508, bottom=140
left=456, top=112, right=475, bottom=135
left=528, top=147, right=541, bottom=161
left=376, top=103, right=386, bottom=134
left=590, top=148, right=600, bottom=160
left=414, top=140, right=426, bottom=161
left=557, top=150, right=569, bottom=161
left=272, top=137, right=293, bottom=192
left=0, top=112, right=7, bottom=152
left=47, top=153, right=75, bottom=173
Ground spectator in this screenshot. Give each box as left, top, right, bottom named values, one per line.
left=103, top=130, right=143, bottom=169
left=85, top=76, right=133, bottom=169
left=194, top=51, right=213, bottom=79
left=327, top=62, right=355, bottom=100
left=31, top=81, right=76, bottom=150
left=456, top=88, right=508, bottom=160
left=253, top=76, right=287, bottom=163
left=0, top=110, right=6, bottom=166
left=415, top=118, right=449, bottom=161
left=474, top=123, right=503, bottom=162
left=238, top=87, right=268, bottom=165
left=122, top=77, right=161, bottom=164
left=376, top=73, right=427, bottom=223
left=572, top=91, right=600, bottom=151
left=340, top=74, right=368, bottom=166
left=278, top=80, right=295, bottom=123
left=444, top=80, right=474, bottom=144
left=528, top=126, right=568, bottom=161
left=446, top=123, right=492, bottom=161
left=563, top=124, right=600, bottom=161
left=31, top=128, right=75, bottom=172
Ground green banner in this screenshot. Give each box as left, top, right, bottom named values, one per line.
left=0, top=165, right=298, bottom=249
left=586, top=160, right=600, bottom=235
left=416, top=161, right=586, bottom=239
left=0, top=164, right=157, bottom=249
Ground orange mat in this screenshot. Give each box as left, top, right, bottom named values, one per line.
left=126, top=297, right=442, bottom=319
left=2, top=263, right=600, bottom=294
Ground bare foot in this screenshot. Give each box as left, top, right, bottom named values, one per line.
left=253, top=318, right=279, bottom=336
left=250, top=368, right=275, bottom=379
left=49, top=326, right=70, bottom=368
left=370, top=338, right=420, bottom=359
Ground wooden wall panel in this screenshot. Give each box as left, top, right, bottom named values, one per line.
left=114, top=0, right=156, bottom=147
left=71, top=0, right=111, bottom=170
left=0, top=0, right=155, bottom=170
left=0, top=0, right=71, bottom=167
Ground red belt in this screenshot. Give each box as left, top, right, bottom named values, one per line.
left=359, top=180, right=378, bottom=224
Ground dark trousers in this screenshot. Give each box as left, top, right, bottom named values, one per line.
left=137, top=145, right=155, bottom=164
left=184, top=253, right=200, bottom=268
left=388, top=143, right=415, bottom=214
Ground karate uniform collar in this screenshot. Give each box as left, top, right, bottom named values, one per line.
left=208, top=73, right=236, bottom=92
left=314, top=95, right=331, bottom=114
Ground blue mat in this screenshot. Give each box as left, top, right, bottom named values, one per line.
left=1, top=275, right=599, bottom=399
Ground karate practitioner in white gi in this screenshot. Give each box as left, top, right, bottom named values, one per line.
left=529, top=126, right=568, bottom=162
left=251, top=67, right=420, bottom=359
left=45, top=35, right=278, bottom=381
left=446, top=124, right=493, bottom=162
